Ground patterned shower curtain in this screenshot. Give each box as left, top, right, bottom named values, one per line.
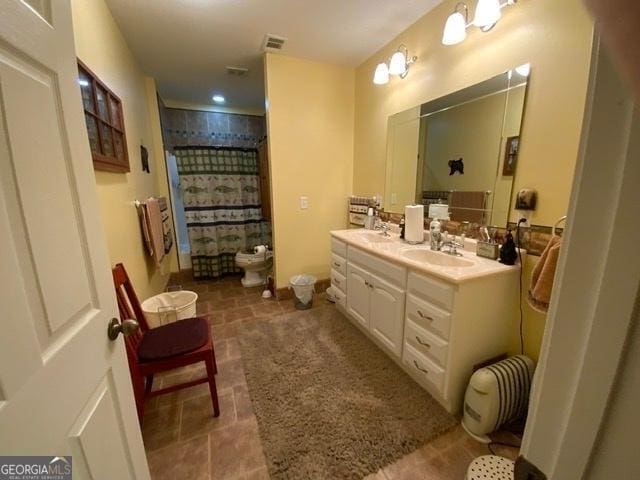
left=175, top=147, right=271, bottom=279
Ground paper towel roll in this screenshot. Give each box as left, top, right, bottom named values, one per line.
left=404, top=205, right=424, bottom=244
left=254, top=245, right=266, bottom=254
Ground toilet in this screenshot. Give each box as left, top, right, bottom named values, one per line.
left=235, top=248, right=273, bottom=287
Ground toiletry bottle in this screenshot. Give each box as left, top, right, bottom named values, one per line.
left=365, top=207, right=375, bottom=230
left=429, top=217, right=442, bottom=251
left=399, top=216, right=406, bottom=240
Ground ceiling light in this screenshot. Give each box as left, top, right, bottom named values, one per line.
left=442, top=3, right=468, bottom=46
left=373, top=63, right=390, bottom=85
left=473, top=0, right=502, bottom=29
left=515, top=63, right=530, bottom=77
left=212, top=95, right=225, bottom=104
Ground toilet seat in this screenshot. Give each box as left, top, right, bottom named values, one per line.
left=235, top=250, right=273, bottom=264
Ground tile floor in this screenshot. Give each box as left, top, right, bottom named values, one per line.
left=142, top=275, right=519, bottom=480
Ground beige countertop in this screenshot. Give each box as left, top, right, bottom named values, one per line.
left=330, top=228, right=521, bottom=284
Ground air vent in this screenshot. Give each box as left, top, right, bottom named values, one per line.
left=263, top=34, right=287, bottom=52
left=226, top=66, right=249, bottom=77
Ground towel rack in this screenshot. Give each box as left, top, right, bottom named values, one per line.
left=552, top=215, right=567, bottom=236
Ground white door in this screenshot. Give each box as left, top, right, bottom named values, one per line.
left=0, top=2, right=149, bottom=479
left=346, top=263, right=370, bottom=329
left=370, top=275, right=405, bottom=358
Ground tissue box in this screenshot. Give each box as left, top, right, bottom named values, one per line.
left=476, top=241, right=500, bottom=260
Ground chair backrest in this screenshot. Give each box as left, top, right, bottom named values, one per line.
left=111, top=263, right=148, bottom=422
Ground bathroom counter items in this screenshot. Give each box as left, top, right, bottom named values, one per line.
left=330, top=229, right=520, bottom=284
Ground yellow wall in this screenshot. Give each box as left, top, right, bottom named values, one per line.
left=71, top=0, right=177, bottom=301
left=264, top=53, right=354, bottom=288
left=353, top=0, right=594, bottom=360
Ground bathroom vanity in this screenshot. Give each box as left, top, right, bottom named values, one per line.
left=329, top=229, right=520, bottom=414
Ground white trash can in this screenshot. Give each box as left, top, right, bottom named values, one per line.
left=289, top=274, right=317, bottom=310
left=141, top=290, right=198, bottom=327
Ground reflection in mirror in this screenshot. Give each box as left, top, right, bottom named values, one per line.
left=384, top=65, right=530, bottom=234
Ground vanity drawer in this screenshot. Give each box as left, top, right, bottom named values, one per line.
left=406, top=293, right=452, bottom=341
left=331, top=269, right=346, bottom=295
left=405, top=319, right=448, bottom=368
left=348, top=246, right=406, bottom=288
left=331, top=237, right=347, bottom=257
left=331, top=253, right=346, bottom=276
left=407, top=271, right=455, bottom=311
left=403, top=343, right=445, bottom=395
left=333, top=287, right=346, bottom=309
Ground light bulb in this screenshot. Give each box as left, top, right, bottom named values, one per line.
left=388, top=51, right=407, bottom=76
left=473, top=0, right=502, bottom=28
left=212, top=95, right=225, bottom=103
left=442, top=11, right=467, bottom=45
left=373, top=62, right=389, bottom=85
left=515, top=63, right=530, bottom=77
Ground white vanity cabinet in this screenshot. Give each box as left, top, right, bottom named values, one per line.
left=330, top=231, right=519, bottom=414
left=333, top=239, right=407, bottom=358
left=346, top=262, right=405, bottom=357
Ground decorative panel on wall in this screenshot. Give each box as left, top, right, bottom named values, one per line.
left=158, top=102, right=265, bottom=151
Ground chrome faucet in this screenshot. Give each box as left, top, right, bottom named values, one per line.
left=443, top=235, right=464, bottom=256
left=376, top=222, right=391, bottom=237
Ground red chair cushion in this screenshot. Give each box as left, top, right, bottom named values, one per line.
left=138, top=317, right=209, bottom=362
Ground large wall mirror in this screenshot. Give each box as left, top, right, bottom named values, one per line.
left=384, top=64, right=530, bottom=230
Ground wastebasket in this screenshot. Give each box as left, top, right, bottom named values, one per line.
left=289, top=274, right=317, bottom=310
left=141, top=290, right=198, bottom=327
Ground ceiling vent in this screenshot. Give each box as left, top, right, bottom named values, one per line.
left=226, top=66, right=249, bottom=77
left=263, top=34, right=287, bottom=52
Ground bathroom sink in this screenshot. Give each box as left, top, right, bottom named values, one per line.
left=399, top=248, right=474, bottom=267
left=358, top=232, right=393, bottom=243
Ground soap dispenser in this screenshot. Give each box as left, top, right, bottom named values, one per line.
left=429, top=217, right=442, bottom=251
left=399, top=216, right=406, bottom=240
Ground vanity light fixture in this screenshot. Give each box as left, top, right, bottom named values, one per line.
left=373, top=62, right=390, bottom=85
left=442, top=0, right=517, bottom=46
left=372, top=44, right=417, bottom=85
left=442, top=3, right=468, bottom=45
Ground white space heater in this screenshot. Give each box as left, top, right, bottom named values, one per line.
left=462, top=355, right=535, bottom=443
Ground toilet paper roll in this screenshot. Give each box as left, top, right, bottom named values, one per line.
left=405, top=205, right=425, bottom=244
left=254, top=245, right=266, bottom=254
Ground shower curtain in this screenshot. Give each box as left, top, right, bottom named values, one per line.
left=175, top=147, right=271, bottom=279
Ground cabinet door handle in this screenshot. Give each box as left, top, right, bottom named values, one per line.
left=333, top=262, right=341, bottom=268
left=333, top=278, right=340, bottom=285
left=413, top=360, right=429, bottom=374
left=415, top=336, right=431, bottom=348
left=417, top=310, right=434, bottom=321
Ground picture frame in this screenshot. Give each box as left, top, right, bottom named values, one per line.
left=502, top=135, right=519, bottom=176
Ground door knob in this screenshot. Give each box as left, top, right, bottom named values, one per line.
left=108, top=318, right=139, bottom=341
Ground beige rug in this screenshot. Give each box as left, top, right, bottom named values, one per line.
left=237, top=305, right=457, bottom=479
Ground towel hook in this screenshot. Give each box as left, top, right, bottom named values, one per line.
left=552, top=215, right=567, bottom=236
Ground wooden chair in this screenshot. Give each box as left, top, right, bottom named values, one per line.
left=112, top=263, right=220, bottom=422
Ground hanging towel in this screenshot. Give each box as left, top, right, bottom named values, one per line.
left=137, top=202, right=153, bottom=256
left=145, top=197, right=165, bottom=266
left=528, top=235, right=562, bottom=313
